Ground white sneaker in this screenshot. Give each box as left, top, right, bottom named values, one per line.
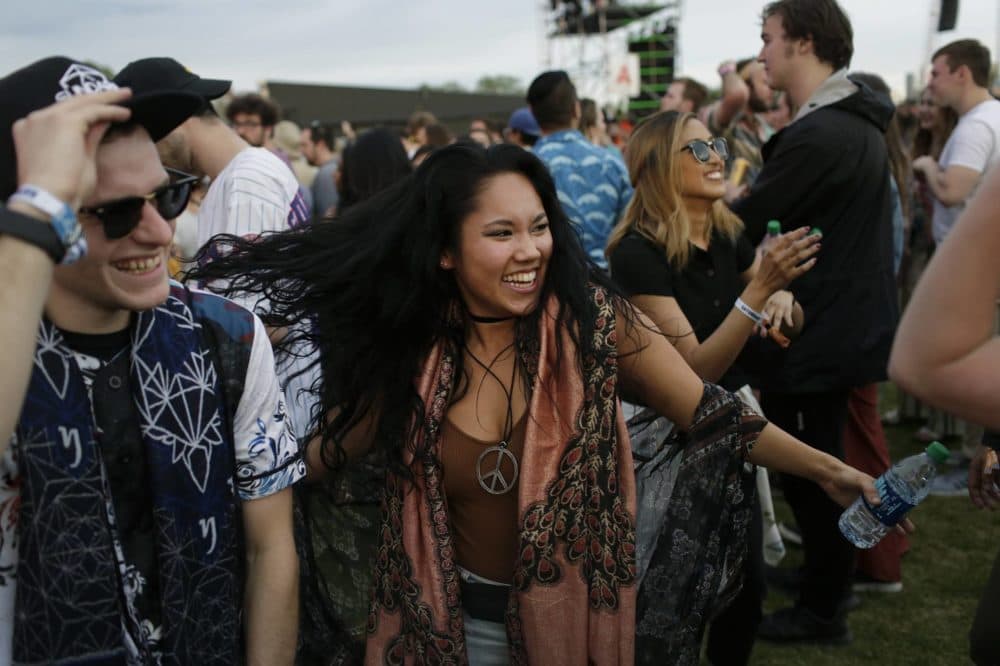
left=853, top=572, right=903, bottom=593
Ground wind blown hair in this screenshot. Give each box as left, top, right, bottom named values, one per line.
left=913, top=88, right=958, bottom=162
left=607, top=110, right=744, bottom=269
left=189, top=143, right=625, bottom=480
left=852, top=72, right=912, bottom=221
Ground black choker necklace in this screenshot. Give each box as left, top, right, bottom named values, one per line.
left=468, top=313, right=515, bottom=323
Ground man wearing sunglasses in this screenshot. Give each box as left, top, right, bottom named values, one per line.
left=0, top=57, right=303, bottom=664
left=729, top=0, right=898, bottom=647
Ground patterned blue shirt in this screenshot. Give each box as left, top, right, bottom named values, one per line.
left=533, top=130, right=634, bottom=269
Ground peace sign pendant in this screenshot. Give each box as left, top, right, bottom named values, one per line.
left=476, top=443, right=519, bottom=495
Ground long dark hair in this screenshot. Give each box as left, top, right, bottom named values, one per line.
left=190, top=143, right=626, bottom=480
left=852, top=72, right=912, bottom=221
left=912, top=90, right=958, bottom=162
left=336, top=127, right=412, bottom=212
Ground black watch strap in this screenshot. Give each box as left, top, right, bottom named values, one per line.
left=0, top=205, right=64, bottom=263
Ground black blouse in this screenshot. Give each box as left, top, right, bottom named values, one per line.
left=609, top=229, right=763, bottom=390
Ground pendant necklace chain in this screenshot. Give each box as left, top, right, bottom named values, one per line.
left=465, top=344, right=520, bottom=495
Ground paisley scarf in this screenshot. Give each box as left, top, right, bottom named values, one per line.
left=365, top=286, right=637, bottom=665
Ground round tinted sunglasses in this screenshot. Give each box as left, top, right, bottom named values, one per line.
left=681, top=137, right=730, bottom=164
left=79, top=168, right=199, bottom=239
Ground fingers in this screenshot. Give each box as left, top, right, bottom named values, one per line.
left=989, top=464, right=1000, bottom=508
left=25, top=87, right=132, bottom=127
left=77, top=100, right=132, bottom=128
left=981, top=460, right=1000, bottom=510
left=767, top=325, right=791, bottom=348
left=765, top=226, right=809, bottom=254
left=768, top=228, right=821, bottom=274
left=58, top=86, right=133, bottom=107
left=969, top=449, right=999, bottom=510
left=791, top=256, right=818, bottom=277
left=969, top=460, right=986, bottom=509
left=860, top=474, right=881, bottom=506
left=763, top=295, right=790, bottom=329
left=11, top=88, right=133, bottom=208
left=895, top=518, right=915, bottom=535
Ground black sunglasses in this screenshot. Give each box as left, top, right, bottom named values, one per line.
left=681, top=137, right=730, bottom=164
left=79, top=168, right=199, bottom=239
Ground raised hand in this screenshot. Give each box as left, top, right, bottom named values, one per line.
left=752, top=227, right=821, bottom=295
left=12, top=87, right=132, bottom=210
left=969, top=445, right=1000, bottom=511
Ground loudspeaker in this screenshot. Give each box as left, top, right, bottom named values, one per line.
left=627, top=23, right=676, bottom=118
left=938, top=0, right=959, bottom=32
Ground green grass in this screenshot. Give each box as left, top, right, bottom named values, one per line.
left=751, top=387, right=1000, bottom=665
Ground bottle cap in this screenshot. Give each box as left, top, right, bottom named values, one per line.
left=767, top=220, right=781, bottom=235
left=808, top=227, right=822, bottom=237
left=925, top=441, right=950, bottom=463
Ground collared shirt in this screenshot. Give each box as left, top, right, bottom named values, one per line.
left=533, top=130, right=633, bottom=269
left=609, top=230, right=761, bottom=390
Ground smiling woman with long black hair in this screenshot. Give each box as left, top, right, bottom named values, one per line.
left=192, top=142, right=880, bottom=665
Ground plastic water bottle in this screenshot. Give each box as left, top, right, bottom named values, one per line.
left=839, top=441, right=950, bottom=548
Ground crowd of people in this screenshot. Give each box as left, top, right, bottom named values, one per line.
left=0, top=0, right=998, bottom=664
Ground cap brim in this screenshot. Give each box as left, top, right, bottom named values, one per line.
left=186, top=77, right=231, bottom=100
left=122, top=90, right=203, bottom=141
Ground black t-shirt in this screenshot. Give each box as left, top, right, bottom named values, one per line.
left=608, top=229, right=762, bottom=390
left=60, top=327, right=162, bottom=637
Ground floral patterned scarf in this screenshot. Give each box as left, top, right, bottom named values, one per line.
left=365, top=286, right=637, bottom=665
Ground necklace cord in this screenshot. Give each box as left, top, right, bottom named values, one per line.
left=464, top=344, right=517, bottom=448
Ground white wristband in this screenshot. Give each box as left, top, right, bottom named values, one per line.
left=735, top=297, right=764, bottom=325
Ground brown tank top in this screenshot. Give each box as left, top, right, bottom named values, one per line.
left=440, top=411, right=528, bottom=584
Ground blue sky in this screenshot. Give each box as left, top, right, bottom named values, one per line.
left=1, top=0, right=995, bottom=99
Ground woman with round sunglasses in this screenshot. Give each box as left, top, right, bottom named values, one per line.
left=607, top=110, right=820, bottom=665
left=608, top=111, right=818, bottom=388
left=191, top=143, right=882, bottom=665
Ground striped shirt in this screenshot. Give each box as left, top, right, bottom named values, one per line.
left=197, top=147, right=309, bottom=248
left=197, top=147, right=319, bottom=438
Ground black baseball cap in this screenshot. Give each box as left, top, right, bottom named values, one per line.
left=0, top=56, right=203, bottom=199
left=115, top=57, right=231, bottom=105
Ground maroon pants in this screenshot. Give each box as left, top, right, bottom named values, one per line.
left=843, top=383, right=909, bottom=582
